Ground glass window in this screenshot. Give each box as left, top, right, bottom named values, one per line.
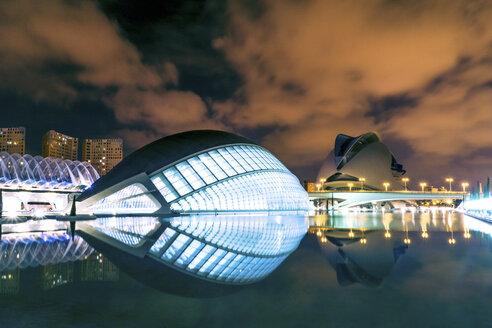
left=150, top=228, right=176, bottom=254
left=226, top=147, right=252, bottom=171
left=151, top=176, right=178, bottom=202
left=198, top=249, right=226, bottom=275
left=187, top=245, right=216, bottom=271
left=163, top=167, right=193, bottom=196
left=209, top=150, right=237, bottom=176
left=218, top=148, right=245, bottom=174
left=198, top=153, right=227, bottom=180
left=187, top=156, right=217, bottom=184
left=162, top=234, right=190, bottom=261
left=176, top=161, right=205, bottom=190
left=236, top=146, right=261, bottom=170
left=175, top=240, right=203, bottom=267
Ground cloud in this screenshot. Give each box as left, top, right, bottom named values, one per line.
left=0, top=0, right=223, bottom=143
left=0, top=0, right=170, bottom=100
left=109, top=88, right=227, bottom=139
left=214, top=0, right=492, bottom=180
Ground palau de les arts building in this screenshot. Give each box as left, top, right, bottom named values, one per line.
left=317, top=132, right=406, bottom=191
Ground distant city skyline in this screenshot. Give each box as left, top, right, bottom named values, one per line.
left=0, top=126, right=123, bottom=177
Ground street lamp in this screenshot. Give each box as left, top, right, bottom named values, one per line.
left=316, top=183, right=321, bottom=191
left=348, top=183, right=353, bottom=191
left=445, top=178, right=454, bottom=192
left=462, top=182, right=469, bottom=192
left=383, top=182, right=390, bottom=192
left=420, top=182, right=427, bottom=192
left=359, top=177, right=365, bottom=190
left=402, top=177, right=409, bottom=191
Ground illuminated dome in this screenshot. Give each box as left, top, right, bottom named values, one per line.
left=317, top=132, right=406, bottom=191
left=77, top=130, right=308, bottom=215
left=0, top=152, right=99, bottom=190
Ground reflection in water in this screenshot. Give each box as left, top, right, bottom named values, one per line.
left=78, top=215, right=308, bottom=296
left=0, top=231, right=92, bottom=271
left=317, top=230, right=407, bottom=287
left=311, top=209, right=491, bottom=234
left=0, top=211, right=491, bottom=327
left=0, top=229, right=119, bottom=295
left=311, top=210, right=492, bottom=288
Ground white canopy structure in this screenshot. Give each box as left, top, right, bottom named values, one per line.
left=0, top=152, right=99, bottom=190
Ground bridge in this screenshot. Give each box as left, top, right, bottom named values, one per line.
left=309, top=190, right=466, bottom=208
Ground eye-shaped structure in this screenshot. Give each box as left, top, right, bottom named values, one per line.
left=317, top=132, right=406, bottom=191
left=77, top=130, right=309, bottom=215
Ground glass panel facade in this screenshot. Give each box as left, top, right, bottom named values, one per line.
left=89, top=184, right=160, bottom=214
left=151, top=176, right=178, bottom=202
left=149, top=145, right=308, bottom=213
left=170, top=171, right=307, bottom=212
left=163, top=167, right=193, bottom=196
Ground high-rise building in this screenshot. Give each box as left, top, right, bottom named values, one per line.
left=41, top=130, right=78, bottom=160
left=82, top=138, right=123, bottom=176
left=0, top=127, right=25, bottom=155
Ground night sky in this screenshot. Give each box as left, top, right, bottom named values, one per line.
left=2, top=0, right=492, bottom=187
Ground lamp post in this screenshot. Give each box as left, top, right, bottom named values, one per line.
left=462, top=182, right=469, bottom=192
left=445, top=178, right=454, bottom=192
left=316, top=183, right=321, bottom=191
left=402, top=177, right=409, bottom=191
left=420, top=182, right=427, bottom=192
left=383, top=182, right=390, bottom=192
left=359, top=177, right=365, bottom=191
left=348, top=183, right=353, bottom=191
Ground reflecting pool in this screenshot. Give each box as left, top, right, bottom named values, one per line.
left=0, top=210, right=491, bottom=327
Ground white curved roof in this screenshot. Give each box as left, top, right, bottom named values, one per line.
left=0, top=152, right=99, bottom=190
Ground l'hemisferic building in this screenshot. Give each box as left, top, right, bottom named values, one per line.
left=317, top=132, right=406, bottom=191
left=73, top=130, right=309, bottom=288
left=76, top=130, right=309, bottom=216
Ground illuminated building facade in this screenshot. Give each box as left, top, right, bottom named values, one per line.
left=317, top=132, right=406, bottom=191
left=42, top=130, right=78, bottom=160
left=82, top=138, right=123, bottom=176
left=77, top=130, right=309, bottom=215
left=0, top=127, right=25, bottom=155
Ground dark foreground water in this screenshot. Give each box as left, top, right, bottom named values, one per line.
left=0, top=210, right=491, bottom=328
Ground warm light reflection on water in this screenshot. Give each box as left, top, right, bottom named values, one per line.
left=310, top=209, right=487, bottom=234
left=0, top=211, right=490, bottom=327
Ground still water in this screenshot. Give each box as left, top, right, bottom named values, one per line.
left=0, top=210, right=491, bottom=328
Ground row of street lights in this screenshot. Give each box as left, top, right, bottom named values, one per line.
left=318, top=176, right=470, bottom=192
